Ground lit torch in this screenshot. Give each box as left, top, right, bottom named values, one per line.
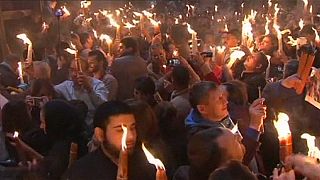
left=117, top=125, right=128, bottom=180
left=65, top=43, right=82, bottom=72
left=142, top=143, right=167, bottom=180
left=187, top=23, right=197, bottom=54
left=16, top=33, right=32, bottom=63
left=18, top=62, right=24, bottom=84
left=301, top=133, right=320, bottom=160
left=299, top=18, right=304, bottom=30
left=273, top=112, right=292, bottom=162
left=99, top=34, right=113, bottom=53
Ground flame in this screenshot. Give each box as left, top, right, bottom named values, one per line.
left=281, top=29, right=291, bottom=35
left=301, top=133, right=320, bottom=159
left=148, top=18, right=160, bottom=27
left=312, top=27, right=319, bottom=42
left=133, top=12, right=142, bottom=17
left=99, top=34, right=113, bottom=44
left=224, top=24, right=229, bottom=32
left=108, top=16, right=120, bottom=28
left=80, top=0, right=91, bottom=8
left=132, top=20, right=140, bottom=25
left=61, top=6, right=71, bottom=17
left=13, top=131, right=19, bottom=138
left=16, top=34, right=32, bottom=45
left=265, top=17, right=271, bottom=35
left=115, top=9, right=120, bottom=16
left=273, top=112, right=291, bottom=139
left=124, top=22, right=135, bottom=30
left=231, top=123, right=239, bottom=134
left=299, top=19, right=304, bottom=30
left=18, top=62, right=24, bottom=83
left=287, top=36, right=297, bottom=46
left=186, top=23, right=196, bottom=34
left=142, top=143, right=165, bottom=170
left=268, top=0, right=272, bottom=7
left=303, top=0, right=308, bottom=10
left=42, top=22, right=49, bottom=32
left=310, top=5, right=313, bottom=14
left=92, top=29, right=98, bottom=38
left=65, top=48, right=77, bottom=55
left=121, top=125, right=128, bottom=151
left=173, top=50, right=179, bottom=56
left=142, top=10, right=153, bottom=18
left=274, top=4, right=280, bottom=19
left=214, top=5, right=218, bottom=12
left=242, top=16, right=253, bottom=43
left=228, top=50, right=246, bottom=68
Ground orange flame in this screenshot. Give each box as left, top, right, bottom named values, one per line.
left=186, top=23, right=196, bottom=34
left=99, top=34, right=113, bottom=44
left=273, top=112, right=291, bottom=139
left=142, top=10, right=153, bottom=18
left=108, top=16, right=120, bottom=28
left=121, top=125, right=128, bottom=151
left=16, top=33, right=32, bottom=45
left=312, top=27, right=319, bottom=42
left=142, top=143, right=165, bottom=170
left=148, top=18, right=160, bottom=27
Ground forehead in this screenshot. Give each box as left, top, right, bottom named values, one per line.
left=107, top=114, right=135, bottom=127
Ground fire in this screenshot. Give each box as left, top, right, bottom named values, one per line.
left=16, top=33, right=32, bottom=45
left=228, top=50, right=246, bottom=68
left=186, top=23, right=196, bottom=34
left=142, top=10, right=153, bottom=18
left=173, top=50, right=179, bottom=57
left=148, top=18, right=160, bottom=27
left=310, top=5, right=313, bottom=14
left=242, top=16, right=254, bottom=46
left=224, top=24, right=228, bottom=32
left=301, top=133, right=320, bottom=159
left=65, top=48, right=77, bottom=55
left=142, top=143, right=165, bottom=170
left=133, top=12, right=142, bottom=17
left=299, top=19, right=304, bottom=30
left=214, top=5, right=218, bottom=12
left=18, top=62, right=24, bottom=84
left=265, top=17, right=270, bottom=35
left=132, top=20, right=140, bottom=25
left=13, top=131, right=19, bottom=138
left=216, top=46, right=226, bottom=53
left=115, top=10, right=120, bottom=16
left=42, top=22, right=49, bottom=32
left=121, top=125, right=128, bottom=151
left=99, top=34, right=113, bottom=44
left=287, top=36, right=298, bottom=46
left=124, top=22, right=135, bottom=30
left=80, top=0, right=91, bottom=8
left=273, top=112, right=291, bottom=139
left=108, top=16, right=120, bottom=28
left=312, top=28, right=319, bottom=42
left=61, top=6, right=71, bottom=17
left=92, top=29, right=98, bottom=39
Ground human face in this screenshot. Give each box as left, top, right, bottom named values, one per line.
left=105, top=114, right=137, bottom=154
left=244, top=53, right=259, bottom=72
left=87, top=56, right=101, bottom=73
left=259, top=36, right=273, bottom=53
left=217, top=129, right=245, bottom=161
left=226, top=34, right=238, bottom=48
left=151, top=47, right=166, bottom=65
left=199, top=87, right=228, bottom=121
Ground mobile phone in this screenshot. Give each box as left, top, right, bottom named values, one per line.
left=167, top=58, right=181, bottom=67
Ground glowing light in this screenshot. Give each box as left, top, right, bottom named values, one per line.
left=216, top=46, right=226, bottom=53
left=173, top=50, right=179, bottom=56
left=18, top=62, right=24, bottom=84
left=13, top=131, right=19, bottom=138
left=186, top=23, right=196, bottom=34
left=16, top=34, right=32, bottom=45
left=142, top=10, right=153, bottom=18
left=61, top=6, right=71, bottom=17
left=312, top=27, right=319, bottom=42
left=287, top=36, right=297, bottom=46
left=142, top=143, right=165, bottom=170
left=42, top=22, right=49, bottom=32
left=265, top=17, right=270, bottom=35
left=80, top=0, right=91, bottom=8
left=299, top=19, right=304, bottom=30
left=224, top=24, right=228, bottom=32
left=273, top=113, right=291, bottom=139
left=121, top=125, right=128, bottom=151
left=215, top=5, right=218, bottom=12
left=148, top=18, right=160, bottom=27
left=124, top=22, right=135, bottom=30
left=92, top=29, right=98, bottom=39
left=99, top=34, right=112, bottom=44
left=108, top=16, right=120, bottom=28
left=228, top=50, right=246, bottom=68
left=301, top=133, right=320, bottom=159
left=302, top=0, right=308, bottom=11
left=133, top=12, right=142, bottom=17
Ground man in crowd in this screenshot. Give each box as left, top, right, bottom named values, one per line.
left=0, top=54, right=20, bottom=88
left=64, top=101, right=155, bottom=180
left=111, top=37, right=148, bottom=100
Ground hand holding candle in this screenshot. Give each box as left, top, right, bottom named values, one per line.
left=142, top=143, right=167, bottom=180
left=187, top=23, right=197, bottom=54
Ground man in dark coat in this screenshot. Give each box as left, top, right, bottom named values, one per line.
left=0, top=54, right=20, bottom=88
left=111, top=37, right=148, bottom=100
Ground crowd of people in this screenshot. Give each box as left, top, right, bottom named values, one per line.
left=0, top=0, right=320, bottom=179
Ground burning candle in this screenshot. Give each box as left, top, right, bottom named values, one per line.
left=108, top=15, right=121, bottom=43
left=18, top=62, right=24, bottom=84
left=142, top=143, right=167, bottom=180
left=301, top=133, right=320, bottom=160
left=148, top=18, right=161, bottom=35
left=228, top=50, right=246, bottom=68
left=99, top=34, right=113, bottom=54
left=65, top=43, right=82, bottom=72
left=273, top=112, right=292, bottom=162
left=117, top=125, right=128, bottom=180
left=312, top=28, right=319, bottom=44
left=273, top=24, right=283, bottom=54
left=80, top=0, right=91, bottom=9
left=303, top=0, right=308, bottom=14
left=265, top=17, right=270, bottom=35
left=299, top=19, right=304, bottom=30
left=124, top=22, right=135, bottom=35
left=187, top=23, right=197, bottom=54
left=41, top=22, right=49, bottom=33
left=133, top=12, right=143, bottom=32
left=310, top=5, right=314, bottom=24
left=16, top=33, right=32, bottom=63
left=13, top=131, right=19, bottom=138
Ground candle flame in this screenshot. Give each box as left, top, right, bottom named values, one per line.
left=16, top=33, right=32, bottom=45
left=312, top=28, right=319, bottom=42
left=80, top=0, right=91, bottom=8
left=124, top=22, right=135, bottom=30
left=214, top=5, right=218, bottom=12
left=65, top=48, right=77, bottom=55
left=133, top=12, right=142, bottom=17
left=287, top=36, right=298, bottom=46
left=301, top=133, right=320, bottom=159
left=310, top=5, right=313, bottom=14
left=224, top=24, right=229, bottom=32
left=281, top=29, right=291, bottom=35
left=99, top=34, right=113, bottom=44
left=228, top=50, right=246, bottom=68
left=265, top=17, right=270, bottom=35
left=108, top=16, right=120, bottom=28
left=61, top=6, right=71, bottom=17
left=42, top=22, right=49, bottom=32
left=121, top=125, right=128, bottom=151
left=268, top=0, right=272, bottom=8
left=186, top=23, right=196, bottom=34
left=13, top=131, right=19, bottom=138
left=142, top=143, right=165, bottom=170
left=173, top=50, right=179, bottom=56
left=299, top=19, right=304, bottom=30
left=92, top=29, right=98, bottom=39
left=148, top=18, right=160, bottom=27
left=273, top=112, right=291, bottom=139
left=142, top=10, right=153, bottom=18
left=115, top=9, right=120, bottom=16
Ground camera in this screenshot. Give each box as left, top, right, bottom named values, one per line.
left=167, top=58, right=181, bottom=67
left=200, top=51, right=213, bottom=58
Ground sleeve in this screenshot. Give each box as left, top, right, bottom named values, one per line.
left=89, top=80, right=108, bottom=107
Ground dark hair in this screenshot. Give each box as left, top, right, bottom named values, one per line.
left=227, top=29, right=241, bottom=40
left=255, top=52, right=269, bottom=73
left=4, top=54, right=20, bottom=64
left=262, top=34, right=278, bottom=54
left=222, top=80, right=248, bottom=106
left=68, top=100, right=88, bottom=126
left=189, top=81, right=218, bottom=109
left=126, top=99, right=160, bottom=142
left=208, top=160, right=257, bottom=180
left=134, top=76, right=156, bottom=96
left=88, top=50, right=108, bottom=67
left=93, top=101, right=133, bottom=130
left=31, top=79, right=56, bottom=97
left=121, top=37, right=139, bottom=54
left=79, top=32, right=91, bottom=45
left=283, top=59, right=299, bottom=78
left=172, top=65, right=190, bottom=88
left=188, top=127, right=225, bottom=180
left=2, top=101, right=33, bottom=133
left=43, top=100, right=82, bottom=142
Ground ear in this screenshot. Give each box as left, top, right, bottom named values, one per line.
left=94, top=127, right=105, bottom=143
left=196, top=104, right=207, bottom=115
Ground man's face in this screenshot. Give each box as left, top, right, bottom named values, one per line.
left=104, top=114, right=137, bottom=154
left=217, top=129, right=245, bottom=161
left=88, top=56, right=101, bottom=73
left=226, top=34, right=238, bottom=48
left=244, top=53, right=259, bottom=72
left=199, top=87, right=228, bottom=121
left=259, top=36, right=273, bottom=52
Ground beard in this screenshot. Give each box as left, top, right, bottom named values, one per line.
left=101, top=139, right=135, bottom=160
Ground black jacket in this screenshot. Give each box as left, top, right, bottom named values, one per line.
left=0, top=64, right=19, bottom=88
